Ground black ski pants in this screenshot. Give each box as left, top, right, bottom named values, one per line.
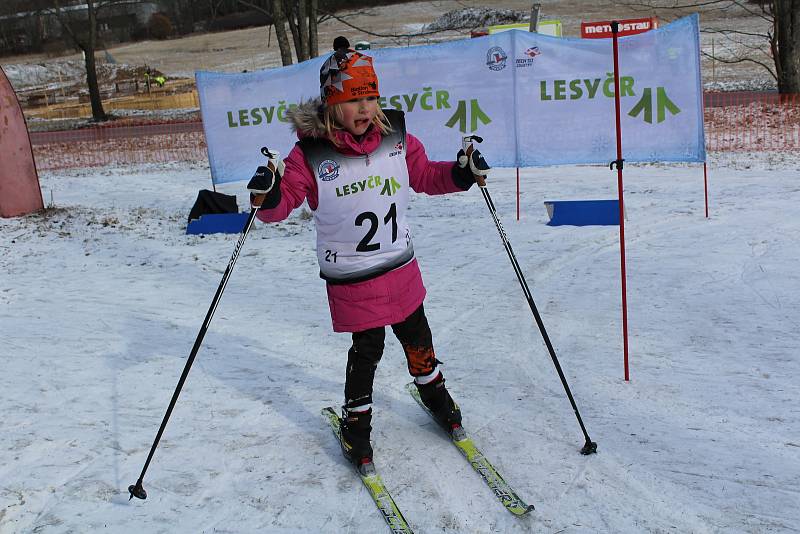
left=344, top=304, right=439, bottom=411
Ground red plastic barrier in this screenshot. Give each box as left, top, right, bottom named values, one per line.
left=0, top=66, right=44, bottom=217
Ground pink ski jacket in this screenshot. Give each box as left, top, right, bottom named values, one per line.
left=256, top=99, right=470, bottom=332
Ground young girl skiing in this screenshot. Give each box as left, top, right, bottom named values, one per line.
left=248, top=37, right=490, bottom=473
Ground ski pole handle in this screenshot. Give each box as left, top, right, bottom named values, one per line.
left=261, top=146, right=281, bottom=166
left=251, top=147, right=281, bottom=207
left=461, top=135, right=487, bottom=187
left=462, top=134, right=483, bottom=153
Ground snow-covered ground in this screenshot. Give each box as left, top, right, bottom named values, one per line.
left=1, top=152, right=799, bottom=533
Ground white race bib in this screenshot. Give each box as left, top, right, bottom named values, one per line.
left=303, top=111, right=413, bottom=283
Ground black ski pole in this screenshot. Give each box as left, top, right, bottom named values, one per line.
left=128, top=147, right=280, bottom=500
left=464, top=135, right=597, bottom=455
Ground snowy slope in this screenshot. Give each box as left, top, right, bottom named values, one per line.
left=1, top=154, right=799, bottom=533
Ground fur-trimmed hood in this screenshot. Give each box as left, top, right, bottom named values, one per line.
left=285, top=98, right=327, bottom=139
left=285, top=97, right=385, bottom=157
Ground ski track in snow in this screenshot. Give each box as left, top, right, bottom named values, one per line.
left=1, top=155, right=799, bottom=533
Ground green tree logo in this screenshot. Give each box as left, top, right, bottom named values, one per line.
left=628, top=87, right=681, bottom=124
left=445, top=99, right=492, bottom=133
left=380, top=177, right=402, bottom=196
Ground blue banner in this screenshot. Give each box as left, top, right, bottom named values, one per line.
left=197, top=15, right=705, bottom=184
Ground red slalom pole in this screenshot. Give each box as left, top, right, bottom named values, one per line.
left=516, top=167, right=520, bottom=221
left=703, top=161, right=709, bottom=218
left=610, top=22, right=631, bottom=381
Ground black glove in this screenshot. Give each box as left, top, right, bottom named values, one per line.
left=248, top=161, right=283, bottom=209
left=452, top=147, right=490, bottom=190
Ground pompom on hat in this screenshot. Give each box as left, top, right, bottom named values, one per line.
left=319, top=36, right=380, bottom=106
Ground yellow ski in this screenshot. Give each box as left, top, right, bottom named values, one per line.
left=406, top=383, right=535, bottom=516
left=321, top=407, right=414, bottom=533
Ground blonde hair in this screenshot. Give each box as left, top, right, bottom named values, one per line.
left=323, top=103, right=393, bottom=145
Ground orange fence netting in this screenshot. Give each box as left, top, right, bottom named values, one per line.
left=30, top=92, right=800, bottom=171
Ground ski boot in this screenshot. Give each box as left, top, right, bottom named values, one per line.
left=415, top=373, right=465, bottom=440
left=339, top=408, right=375, bottom=476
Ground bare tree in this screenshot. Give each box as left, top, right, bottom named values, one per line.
left=308, top=0, right=318, bottom=58
left=161, top=0, right=199, bottom=34
left=279, top=0, right=320, bottom=63
left=290, top=0, right=309, bottom=61
left=44, top=0, right=172, bottom=121
left=47, top=0, right=110, bottom=121
left=271, top=0, right=294, bottom=65
left=624, top=0, right=799, bottom=93
left=317, top=7, right=468, bottom=47
left=206, top=0, right=228, bottom=31
left=772, top=0, right=798, bottom=92
left=249, top=0, right=320, bottom=66
left=233, top=0, right=295, bottom=65
left=230, top=1, right=451, bottom=68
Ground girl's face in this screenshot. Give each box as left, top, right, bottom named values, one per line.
left=336, top=96, right=379, bottom=136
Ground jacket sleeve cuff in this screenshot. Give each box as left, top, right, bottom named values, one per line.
left=251, top=189, right=282, bottom=210
left=450, top=163, right=475, bottom=191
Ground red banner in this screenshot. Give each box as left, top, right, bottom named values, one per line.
left=581, top=18, right=658, bottom=39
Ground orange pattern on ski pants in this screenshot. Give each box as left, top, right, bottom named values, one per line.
left=344, top=304, right=439, bottom=408
left=402, top=344, right=437, bottom=377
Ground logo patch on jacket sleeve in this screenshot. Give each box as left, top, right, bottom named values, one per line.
left=318, top=159, right=341, bottom=181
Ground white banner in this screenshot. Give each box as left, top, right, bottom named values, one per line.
left=197, top=15, right=704, bottom=184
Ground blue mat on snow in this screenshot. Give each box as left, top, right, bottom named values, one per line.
left=544, top=199, right=621, bottom=226
left=186, top=212, right=249, bottom=235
